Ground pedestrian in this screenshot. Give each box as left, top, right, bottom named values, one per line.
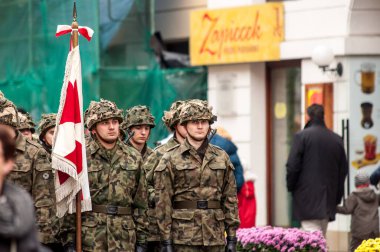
left=286, top=104, right=348, bottom=237
left=154, top=99, right=240, bottom=252
left=0, top=130, right=47, bottom=252
left=80, top=99, right=148, bottom=252
left=124, top=105, right=160, bottom=251
left=336, top=172, right=380, bottom=252
left=154, top=100, right=187, bottom=159
left=237, top=168, right=257, bottom=228
left=17, top=111, right=36, bottom=141
left=209, top=127, right=244, bottom=193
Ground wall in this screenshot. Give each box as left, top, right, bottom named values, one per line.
left=155, top=0, right=207, bottom=41
left=208, top=63, right=267, bottom=225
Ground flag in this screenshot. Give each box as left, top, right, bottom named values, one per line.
left=52, top=25, right=93, bottom=217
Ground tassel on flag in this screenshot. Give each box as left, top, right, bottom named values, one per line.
left=52, top=25, right=94, bottom=217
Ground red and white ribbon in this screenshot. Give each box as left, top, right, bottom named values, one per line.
left=56, top=25, right=94, bottom=41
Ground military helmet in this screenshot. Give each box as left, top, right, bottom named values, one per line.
left=119, top=121, right=127, bottom=141
left=125, top=105, right=155, bottom=129
left=0, top=97, right=19, bottom=128
left=162, top=100, right=186, bottom=130
left=179, top=99, right=216, bottom=125
left=38, top=113, right=56, bottom=141
left=18, top=112, right=36, bottom=133
left=85, top=99, right=123, bottom=130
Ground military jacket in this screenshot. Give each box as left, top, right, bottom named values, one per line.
left=153, top=137, right=180, bottom=160
left=82, top=138, right=148, bottom=251
left=32, top=146, right=60, bottom=244
left=8, top=133, right=59, bottom=244
left=154, top=140, right=240, bottom=246
left=141, top=146, right=160, bottom=242
left=9, top=133, right=40, bottom=193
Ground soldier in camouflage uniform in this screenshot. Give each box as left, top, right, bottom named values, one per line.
left=17, top=111, right=36, bottom=141
left=82, top=99, right=148, bottom=252
left=36, top=113, right=64, bottom=251
left=125, top=105, right=161, bottom=251
left=0, top=96, right=61, bottom=250
left=154, top=100, right=187, bottom=160
left=154, top=99, right=240, bottom=252
left=38, top=113, right=56, bottom=152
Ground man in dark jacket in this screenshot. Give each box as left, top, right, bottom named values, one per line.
left=286, top=104, right=348, bottom=237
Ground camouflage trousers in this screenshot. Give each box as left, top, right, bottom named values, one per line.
left=173, top=245, right=225, bottom=252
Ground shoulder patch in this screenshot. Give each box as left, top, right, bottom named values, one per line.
left=26, top=138, right=42, bottom=149
left=153, top=144, right=164, bottom=151
left=166, top=143, right=180, bottom=152
left=209, top=143, right=223, bottom=151
left=25, top=139, right=42, bottom=157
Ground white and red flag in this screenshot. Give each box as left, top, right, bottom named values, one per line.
left=52, top=25, right=94, bottom=217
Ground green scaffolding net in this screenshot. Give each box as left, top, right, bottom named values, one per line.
left=0, top=0, right=207, bottom=146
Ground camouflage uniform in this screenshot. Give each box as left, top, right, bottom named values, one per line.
left=125, top=105, right=161, bottom=249
left=154, top=100, right=240, bottom=251
left=0, top=97, right=60, bottom=245
left=81, top=99, right=148, bottom=252
left=34, top=113, right=63, bottom=250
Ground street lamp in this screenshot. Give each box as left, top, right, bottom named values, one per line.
left=312, top=45, right=343, bottom=77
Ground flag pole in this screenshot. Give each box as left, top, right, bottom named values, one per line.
left=71, top=2, right=82, bottom=252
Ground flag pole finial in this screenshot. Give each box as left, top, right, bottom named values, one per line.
left=73, top=1, right=77, bottom=22
left=71, top=1, right=79, bottom=48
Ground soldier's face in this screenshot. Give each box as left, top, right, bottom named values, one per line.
left=0, top=124, right=16, bottom=139
left=43, top=127, right=55, bottom=147
left=92, top=118, right=120, bottom=144
left=186, top=120, right=209, bottom=141
left=175, top=124, right=187, bottom=139
left=20, top=129, right=33, bottom=140
left=130, top=125, right=150, bottom=145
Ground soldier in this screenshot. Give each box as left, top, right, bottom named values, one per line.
left=154, top=99, right=240, bottom=252
left=34, top=113, right=63, bottom=251
left=154, top=100, right=187, bottom=159
left=82, top=99, right=148, bottom=252
left=38, top=113, right=56, bottom=152
left=0, top=97, right=60, bottom=250
left=17, top=111, right=36, bottom=141
left=125, top=105, right=160, bottom=251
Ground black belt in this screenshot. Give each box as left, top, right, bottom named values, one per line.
left=92, top=204, right=132, bottom=215
left=173, top=200, right=221, bottom=209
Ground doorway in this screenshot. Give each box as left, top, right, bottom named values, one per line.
left=267, top=61, right=301, bottom=227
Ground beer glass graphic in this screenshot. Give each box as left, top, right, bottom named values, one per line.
left=356, top=63, right=376, bottom=94
left=361, top=102, right=374, bottom=129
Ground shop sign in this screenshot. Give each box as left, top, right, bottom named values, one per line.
left=190, top=3, right=284, bottom=66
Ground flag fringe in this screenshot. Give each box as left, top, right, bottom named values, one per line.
left=52, top=154, right=79, bottom=180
